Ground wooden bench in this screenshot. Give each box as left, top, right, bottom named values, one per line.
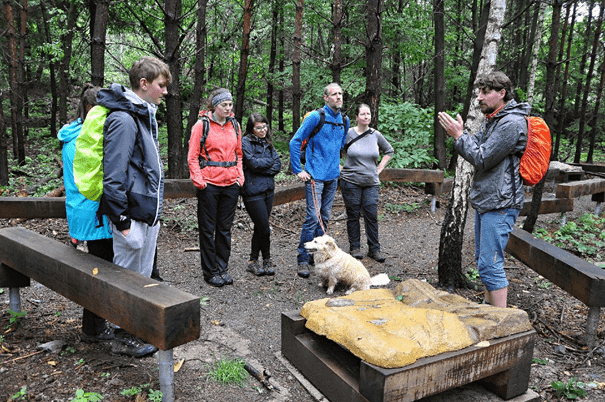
left=505, top=228, right=605, bottom=347
left=555, top=178, right=605, bottom=216
left=0, top=227, right=200, bottom=402
left=282, top=311, right=535, bottom=402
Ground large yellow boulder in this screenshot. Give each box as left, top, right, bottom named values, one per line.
left=300, top=279, right=532, bottom=369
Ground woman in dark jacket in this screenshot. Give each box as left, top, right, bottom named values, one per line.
left=241, top=113, right=282, bottom=276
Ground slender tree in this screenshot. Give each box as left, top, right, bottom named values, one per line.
left=365, top=0, right=384, bottom=125
left=586, top=47, right=605, bottom=163
left=266, top=0, right=279, bottom=123
left=438, top=0, right=508, bottom=291
left=331, top=0, right=344, bottom=83
left=574, top=1, right=604, bottom=163
left=235, top=0, right=254, bottom=123
left=526, top=2, right=545, bottom=105
left=433, top=0, right=446, bottom=168
left=90, top=0, right=109, bottom=87
left=0, top=91, right=8, bottom=185
left=291, top=0, right=303, bottom=134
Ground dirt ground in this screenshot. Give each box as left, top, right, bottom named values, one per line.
left=1, top=183, right=605, bottom=401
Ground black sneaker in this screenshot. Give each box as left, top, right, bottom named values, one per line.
left=111, top=334, right=157, bottom=358
left=246, top=260, right=265, bottom=276
left=263, top=259, right=275, bottom=276
left=297, top=264, right=310, bottom=278
left=95, top=321, right=115, bottom=341
left=204, top=275, right=225, bottom=287
left=220, top=271, right=234, bottom=285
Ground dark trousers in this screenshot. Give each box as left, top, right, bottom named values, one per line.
left=243, top=190, right=275, bottom=261
left=196, top=183, right=239, bottom=278
left=340, top=180, right=380, bottom=252
left=82, top=239, right=113, bottom=336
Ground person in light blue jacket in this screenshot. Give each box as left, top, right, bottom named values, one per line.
left=58, top=83, right=114, bottom=341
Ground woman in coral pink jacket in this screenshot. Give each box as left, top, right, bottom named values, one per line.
left=188, top=88, right=244, bottom=287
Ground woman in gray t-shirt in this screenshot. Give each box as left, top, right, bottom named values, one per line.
left=340, top=104, right=394, bottom=262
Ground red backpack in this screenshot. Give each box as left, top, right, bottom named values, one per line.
left=518, top=116, right=551, bottom=185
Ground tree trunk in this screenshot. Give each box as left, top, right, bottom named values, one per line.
left=554, top=1, right=577, bottom=160
left=433, top=0, right=446, bottom=169
left=266, top=0, right=279, bottom=124
left=0, top=92, right=8, bottom=185
left=184, top=0, right=208, bottom=148
left=58, top=0, right=78, bottom=126
left=331, top=0, right=343, bottom=83
left=235, top=0, right=254, bottom=123
left=573, top=0, right=594, bottom=119
left=522, top=0, right=560, bottom=234
left=438, top=0, right=508, bottom=291
left=291, top=0, right=303, bottom=135
left=278, top=6, right=285, bottom=133
left=586, top=31, right=605, bottom=161
left=90, top=0, right=109, bottom=87
left=5, top=0, right=25, bottom=165
left=365, top=0, right=383, bottom=126
left=574, top=1, right=604, bottom=163
left=518, top=1, right=539, bottom=94
left=526, top=2, right=545, bottom=105
left=462, top=0, right=490, bottom=121
left=39, top=3, right=58, bottom=139
left=165, top=0, right=185, bottom=178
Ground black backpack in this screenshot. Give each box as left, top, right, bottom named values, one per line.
left=300, top=107, right=349, bottom=164
left=198, top=115, right=240, bottom=168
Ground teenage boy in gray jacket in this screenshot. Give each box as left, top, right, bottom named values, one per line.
left=97, top=56, right=171, bottom=357
left=438, top=71, right=529, bottom=308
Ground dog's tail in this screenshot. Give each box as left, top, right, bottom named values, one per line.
left=370, top=273, right=390, bottom=287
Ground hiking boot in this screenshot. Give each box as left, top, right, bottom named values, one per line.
left=263, top=258, right=275, bottom=276
left=111, top=334, right=157, bottom=358
left=297, top=264, right=310, bottom=278
left=350, top=249, right=363, bottom=259
left=247, top=260, right=265, bottom=276
left=368, top=250, right=385, bottom=263
left=219, top=271, right=234, bottom=285
left=204, top=275, right=225, bottom=287
left=95, top=321, right=115, bottom=341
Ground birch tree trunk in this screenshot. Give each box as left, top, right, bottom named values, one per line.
left=438, top=0, right=508, bottom=291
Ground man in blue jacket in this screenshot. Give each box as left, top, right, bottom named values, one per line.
left=438, top=71, right=529, bottom=308
left=289, top=83, right=348, bottom=278
left=97, top=56, right=171, bottom=357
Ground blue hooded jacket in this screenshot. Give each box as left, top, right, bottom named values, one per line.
left=58, top=119, right=112, bottom=241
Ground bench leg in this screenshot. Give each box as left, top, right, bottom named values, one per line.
left=560, top=212, right=566, bottom=226
left=595, top=202, right=601, bottom=216
left=158, top=349, right=174, bottom=402
left=586, top=306, right=601, bottom=348
left=9, top=287, right=21, bottom=312
left=431, top=195, right=437, bottom=212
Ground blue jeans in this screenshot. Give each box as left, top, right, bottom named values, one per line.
left=474, top=208, right=520, bottom=291
left=297, top=179, right=338, bottom=264
left=340, top=180, right=380, bottom=252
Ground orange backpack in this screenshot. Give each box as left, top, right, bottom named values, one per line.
left=518, top=116, right=551, bottom=185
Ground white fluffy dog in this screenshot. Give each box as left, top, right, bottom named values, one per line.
left=304, top=235, right=390, bottom=295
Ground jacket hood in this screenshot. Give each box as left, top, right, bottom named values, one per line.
left=199, top=110, right=236, bottom=121
left=57, top=119, right=82, bottom=143
left=494, top=99, right=531, bottom=120
left=97, top=83, right=157, bottom=117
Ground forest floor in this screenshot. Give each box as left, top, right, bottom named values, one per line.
left=1, top=181, right=605, bottom=402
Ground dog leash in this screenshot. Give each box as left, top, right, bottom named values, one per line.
left=310, top=179, right=327, bottom=234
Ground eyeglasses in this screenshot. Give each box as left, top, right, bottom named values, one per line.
left=254, top=125, right=268, bottom=132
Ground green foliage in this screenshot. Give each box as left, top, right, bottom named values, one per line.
left=385, top=202, right=420, bottom=215
left=11, top=386, right=27, bottom=400
left=532, top=358, right=549, bottom=365
left=206, top=354, right=249, bottom=387
left=464, top=267, right=480, bottom=283
left=120, top=385, right=142, bottom=396
left=551, top=378, right=587, bottom=399
left=6, top=310, right=27, bottom=329
left=200, top=296, right=210, bottom=306
left=378, top=102, right=437, bottom=168
left=551, top=214, right=605, bottom=261
left=71, top=389, right=104, bottom=402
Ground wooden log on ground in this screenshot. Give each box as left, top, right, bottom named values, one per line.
left=0, top=227, right=200, bottom=350
left=569, top=163, right=605, bottom=173
left=519, top=198, right=573, bottom=216
left=555, top=178, right=605, bottom=199
left=379, top=168, right=444, bottom=183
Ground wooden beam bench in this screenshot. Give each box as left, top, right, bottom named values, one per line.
left=505, top=228, right=605, bottom=347
left=282, top=311, right=535, bottom=402
left=0, top=227, right=200, bottom=402
left=555, top=178, right=605, bottom=216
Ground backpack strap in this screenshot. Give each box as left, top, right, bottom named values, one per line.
left=198, top=115, right=239, bottom=168
left=343, top=128, right=373, bottom=153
